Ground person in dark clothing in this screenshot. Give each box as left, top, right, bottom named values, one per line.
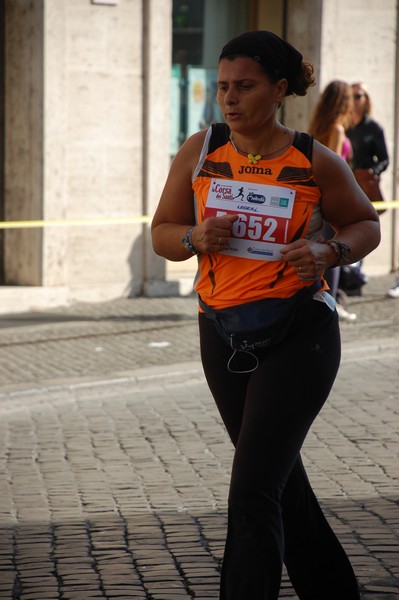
left=345, top=82, right=389, bottom=296
left=347, top=82, right=389, bottom=181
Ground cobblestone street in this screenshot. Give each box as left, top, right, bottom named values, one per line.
left=0, top=275, right=398, bottom=599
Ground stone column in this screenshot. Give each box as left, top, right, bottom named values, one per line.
left=142, top=0, right=176, bottom=296
left=283, top=0, right=322, bottom=132
left=4, top=0, right=44, bottom=285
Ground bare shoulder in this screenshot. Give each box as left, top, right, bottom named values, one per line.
left=181, top=128, right=208, bottom=152
left=152, top=129, right=209, bottom=228
left=312, top=139, right=350, bottom=179
left=332, top=121, right=345, bottom=134
left=171, top=129, right=208, bottom=174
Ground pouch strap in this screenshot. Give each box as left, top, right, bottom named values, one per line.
left=198, top=280, right=322, bottom=317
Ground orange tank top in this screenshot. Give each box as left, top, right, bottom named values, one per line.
left=193, top=124, right=325, bottom=309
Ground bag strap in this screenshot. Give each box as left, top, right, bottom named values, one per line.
left=198, top=280, right=322, bottom=318
left=209, top=123, right=230, bottom=154
left=293, top=131, right=314, bottom=162
left=198, top=294, right=216, bottom=320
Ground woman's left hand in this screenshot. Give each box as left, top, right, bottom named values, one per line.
left=280, top=239, right=335, bottom=281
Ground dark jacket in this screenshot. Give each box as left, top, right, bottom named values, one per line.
left=347, top=114, right=389, bottom=176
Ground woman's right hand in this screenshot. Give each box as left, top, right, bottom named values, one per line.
left=192, top=214, right=238, bottom=254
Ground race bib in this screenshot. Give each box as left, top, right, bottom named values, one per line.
left=204, top=179, right=296, bottom=261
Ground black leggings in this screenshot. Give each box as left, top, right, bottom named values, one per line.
left=199, top=298, right=361, bottom=600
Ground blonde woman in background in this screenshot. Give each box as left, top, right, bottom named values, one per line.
left=308, top=79, right=352, bottom=161
left=308, top=80, right=357, bottom=321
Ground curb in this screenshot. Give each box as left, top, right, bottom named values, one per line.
left=1, top=334, right=398, bottom=400
left=0, top=361, right=205, bottom=401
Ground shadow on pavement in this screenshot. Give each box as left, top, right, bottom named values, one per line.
left=2, top=498, right=398, bottom=600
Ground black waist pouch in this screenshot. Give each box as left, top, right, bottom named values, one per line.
left=199, top=281, right=322, bottom=352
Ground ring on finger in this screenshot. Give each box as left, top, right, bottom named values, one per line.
left=298, top=266, right=303, bottom=272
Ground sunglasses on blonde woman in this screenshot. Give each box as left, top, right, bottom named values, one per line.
left=353, top=93, right=365, bottom=100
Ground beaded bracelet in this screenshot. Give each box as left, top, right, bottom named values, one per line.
left=324, top=239, right=352, bottom=267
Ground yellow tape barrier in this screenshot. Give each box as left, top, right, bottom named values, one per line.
left=0, top=201, right=397, bottom=229
left=0, top=215, right=152, bottom=229
left=372, top=201, right=399, bottom=209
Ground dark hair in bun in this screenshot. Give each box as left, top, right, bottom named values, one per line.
left=219, top=30, right=315, bottom=96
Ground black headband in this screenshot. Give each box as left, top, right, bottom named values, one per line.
left=219, top=30, right=303, bottom=95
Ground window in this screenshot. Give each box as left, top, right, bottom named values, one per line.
left=171, top=0, right=249, bottom=153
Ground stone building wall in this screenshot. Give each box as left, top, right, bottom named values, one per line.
left=4, top=0, right=171, bottom=300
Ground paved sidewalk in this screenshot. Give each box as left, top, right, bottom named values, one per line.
left=0, top=275, right=398, bottom=599
left=0, top=274, right=397, bottom=390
